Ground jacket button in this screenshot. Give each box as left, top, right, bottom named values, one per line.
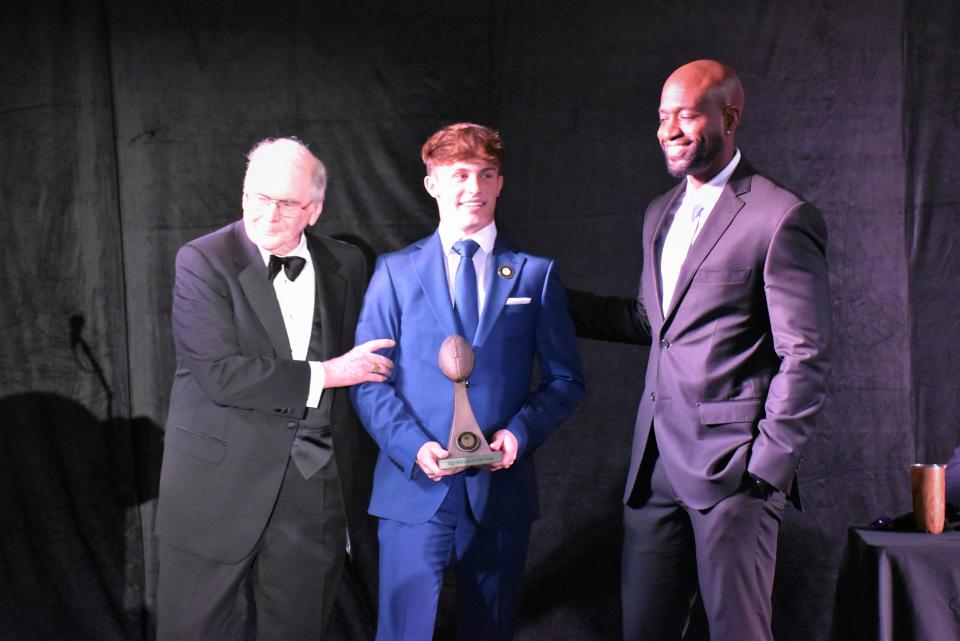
left=650, top=392, right=656, bottom=401
left=285, top=421, right=296, bottom=430
left=660, top=339, right=670, bottom=349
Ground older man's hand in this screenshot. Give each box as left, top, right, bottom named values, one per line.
left=322, top=338, right=395, bottom=387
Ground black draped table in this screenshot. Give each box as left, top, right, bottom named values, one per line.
left=832, top=527, right=960, bottom=641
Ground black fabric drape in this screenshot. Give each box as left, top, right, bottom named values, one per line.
left=905, top=1, right=960, bottom=469
left=1, top=1, right=958, bottom=640
left=1, top=2, right=143, bottom=640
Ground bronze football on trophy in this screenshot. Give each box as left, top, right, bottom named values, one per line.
left=438, top=334, right=475, bottom=382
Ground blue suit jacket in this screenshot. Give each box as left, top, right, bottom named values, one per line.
left=350, top=231, right=584, bottom=530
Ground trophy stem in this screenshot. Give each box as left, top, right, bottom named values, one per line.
left=438, top=382, right=503, bottom=470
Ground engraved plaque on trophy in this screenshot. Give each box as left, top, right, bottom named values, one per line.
left=437, top=335, right=503, bottom=470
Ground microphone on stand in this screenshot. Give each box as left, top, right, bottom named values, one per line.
left=68, top=313, right=113, bottom=419
left=69, top=314, right=84, bottom=349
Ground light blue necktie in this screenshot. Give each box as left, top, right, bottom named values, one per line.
left=453, top=239, right=480, bottom=343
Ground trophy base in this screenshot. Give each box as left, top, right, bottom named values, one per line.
left=438, top=452, right=503, bottom=469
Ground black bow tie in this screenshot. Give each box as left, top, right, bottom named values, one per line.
left=267, top=255, right=307, bottom=282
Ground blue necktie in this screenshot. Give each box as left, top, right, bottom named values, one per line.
left=453, top=239, right=480, bottom=343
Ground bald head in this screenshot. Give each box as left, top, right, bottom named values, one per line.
left=664, top=60, right=744, bottom=116
left=657, top=60, right=743, bottom=186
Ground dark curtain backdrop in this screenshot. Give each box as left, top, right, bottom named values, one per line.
left=1, top=1, right=957, bottom=640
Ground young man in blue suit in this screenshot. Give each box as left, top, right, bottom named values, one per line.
left=350, top=123, right=585, bottom=641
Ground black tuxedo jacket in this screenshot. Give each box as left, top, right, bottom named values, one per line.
left=156, top=220, right=376, bottom=569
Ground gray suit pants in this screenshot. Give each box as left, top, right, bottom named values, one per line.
left=621, top=451, right=786, bottom=641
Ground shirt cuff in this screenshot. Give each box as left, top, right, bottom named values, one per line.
left=306, top=360, right=326, bottom=408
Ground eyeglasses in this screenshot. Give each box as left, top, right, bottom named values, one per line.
left=244, top=192, right=312, bottom=219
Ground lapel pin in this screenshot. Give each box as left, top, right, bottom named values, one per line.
left=498, top=265, right=515, bottom=279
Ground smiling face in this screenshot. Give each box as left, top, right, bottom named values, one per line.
left=657, top=60, right=742, bottom=187
left=241, top=141, right=323, bottom=255
left=424, top=160, right=503, bottom=236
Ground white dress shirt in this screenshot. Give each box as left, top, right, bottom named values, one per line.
left=660, top=149, right=742, bottom=314
left=438, top=221, right=497, bottom=316
left=257, top=235, right=325, bottom=407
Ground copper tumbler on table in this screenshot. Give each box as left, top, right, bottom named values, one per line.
left=910, top=463, right=946, bottom=534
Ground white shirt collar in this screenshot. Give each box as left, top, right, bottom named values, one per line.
left=682, top=148, right=741, bottom=208
left=438, top=221, right=498, bottom=255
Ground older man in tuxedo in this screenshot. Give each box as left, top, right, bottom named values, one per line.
left=568, top=60, right=832, bottom=641
left=156, top=137, right=393, bottom=640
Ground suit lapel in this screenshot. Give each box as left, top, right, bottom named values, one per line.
left=233, top=223, right=292, bottom=358
left=411, top=232, right=459, bottom=338
left=649, top=184, right=685, bottom=324
left=307, top=234, right=346, bottom=357
left=473, top=239, right=522, bottom=349
left=663, top=166, right=753, bottom=323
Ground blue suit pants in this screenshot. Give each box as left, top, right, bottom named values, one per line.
left=375, top=475, right=530, bottom=641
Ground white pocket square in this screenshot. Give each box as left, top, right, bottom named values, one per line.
left=505, top=297, right=531, bottom=305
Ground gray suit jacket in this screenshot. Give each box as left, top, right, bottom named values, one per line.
left=570, top=160, right=831, bottom=510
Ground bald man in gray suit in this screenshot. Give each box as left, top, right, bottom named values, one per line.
left=568, top=60, right=831, bottom=641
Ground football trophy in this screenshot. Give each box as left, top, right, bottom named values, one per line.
left=437, top=335, right=503, bottom=470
